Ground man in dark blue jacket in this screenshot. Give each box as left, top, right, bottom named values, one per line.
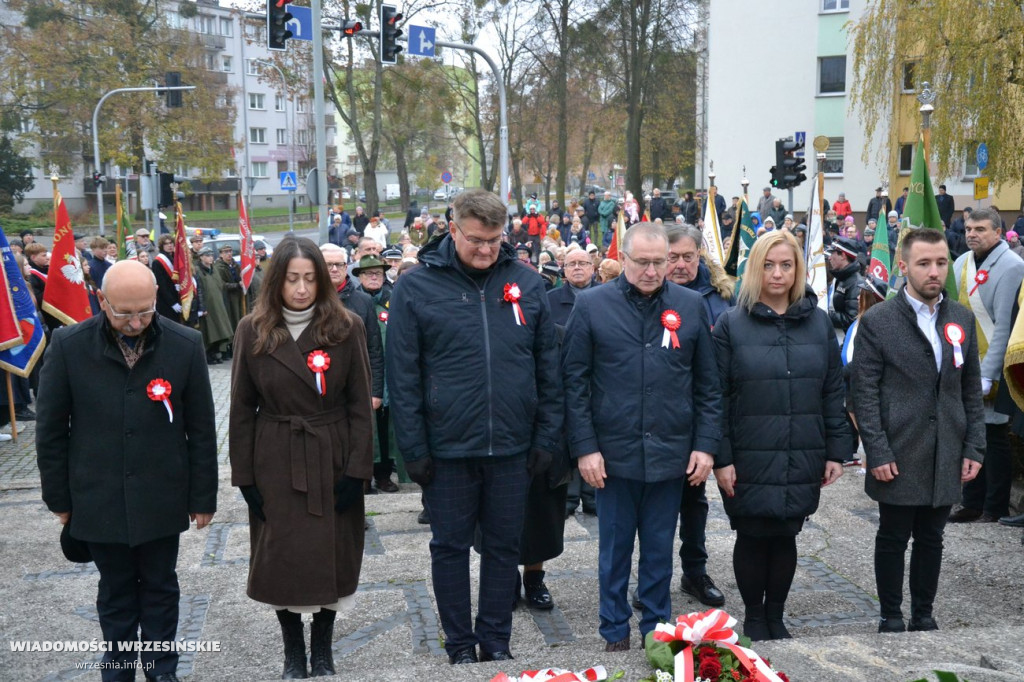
left=562, top=222, right=722, bottom=652
left=387, top=189, right=562, bottom=665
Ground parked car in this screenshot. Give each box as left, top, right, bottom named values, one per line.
left=206, top=234, right=274, bottom=264
left=434, top=187, right=449, bottom=200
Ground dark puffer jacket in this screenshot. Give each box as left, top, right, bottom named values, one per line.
left=829, top=260, right=862, bottom=331
left=712, top=296, right=850, bottom=522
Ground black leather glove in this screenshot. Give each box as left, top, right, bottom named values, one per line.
left=239, top=485, right=266, bottom=522
left=527, top=447, right=554, bottom=478
left=334, top=476, right=364, bottom=515
left=404, top=456, right=434, bottom=487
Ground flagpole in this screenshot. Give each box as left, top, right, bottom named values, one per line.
left=5, top=372, right=16, bottom=442
left=917, top=81, right=936, bottom=169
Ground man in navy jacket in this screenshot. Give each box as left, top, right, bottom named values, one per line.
left=387, top=189, right=562, bottom=665
left=562, top=222, right=722, bottom=651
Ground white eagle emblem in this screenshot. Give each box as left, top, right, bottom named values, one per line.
left=60, top=253, right=85, bottom=285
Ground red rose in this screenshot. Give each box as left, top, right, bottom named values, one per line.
left=698, top=658, right=722, bottom=680
left=731, top=670, right=741, bottom=680
left=697, top=645, right=718, bottom=661
left=777, top=674, right=790, bottom=682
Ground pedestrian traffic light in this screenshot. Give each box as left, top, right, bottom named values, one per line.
left=341, top=20, right=363, bottom=37
left=380, top=4, right=403, bottom=64
left=267, top=0, right=294, bottom=51
left=159, top=172, right=187, bottom=208
left=165, top=72, right=182, bottom=108
left=769, top=165, right=782, bottom=189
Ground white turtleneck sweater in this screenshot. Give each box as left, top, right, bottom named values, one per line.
left=281, top=305, right=315, bottom=341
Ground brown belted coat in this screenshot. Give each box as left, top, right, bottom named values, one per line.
left=229, top=313, right=373, bottom=606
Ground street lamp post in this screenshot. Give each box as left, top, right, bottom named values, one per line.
left=250, top=58, right=294, bottom=233
left=917, top=81, right=937, bottom=164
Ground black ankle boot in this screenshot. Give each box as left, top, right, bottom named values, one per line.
left=310, top=609, right=336, bottom=677
left=742, top=605, right=770, bottom=642
left=764, top=602, right=791, bottom=639
left=276, top=609, right=308, bottom=679
left=523, top=570, right=554, bottom=610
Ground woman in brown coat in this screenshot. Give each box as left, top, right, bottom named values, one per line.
left=229, top=236, right=373, bottom=679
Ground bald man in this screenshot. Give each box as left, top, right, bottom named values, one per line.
left=37, top=261, right=217, bottom=682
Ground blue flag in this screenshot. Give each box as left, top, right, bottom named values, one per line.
left=0, top=230, right=46, bottom=377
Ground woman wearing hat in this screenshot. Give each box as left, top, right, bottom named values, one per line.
left=230, top=236, right=373, bottom=678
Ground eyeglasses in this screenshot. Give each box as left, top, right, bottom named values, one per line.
left=455, top=224, right=503, bottom=248
left=564, top=261, right=593, bottom=269
left=667, top=253, right=698, bottom=264
left=326, top=262, right=347, bottom=270
left=624, top=253, right=668, bottom=270
left=108, top=306, right=156, bottom=321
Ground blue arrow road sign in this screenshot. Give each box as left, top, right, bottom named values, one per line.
left=285, top=5, right=313, bottom=42
left=280, top=171, right=298, bottom=191
left=977, top=143, right=989, bottom=171
left=407, top=25, right=436, bottom=57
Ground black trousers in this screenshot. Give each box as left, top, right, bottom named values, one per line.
left=423, top=454, right=529, bottom=657
left=874, top=503, right=950, bottom=621
left=373, top=405, right=393, bottom=481
left=677, top=480, right=710, bottom=579
left=962, top=422, right=1012, bottom=517
left=88, top=535, right=181, bottom=681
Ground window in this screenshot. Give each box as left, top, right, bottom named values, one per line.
left=216, top=94, right=234, bottom=108
left=203, top=52, right=217, bottom=71
left=244, top=22, right=266, bottom=43
left=898, top=144, right=914, bottom=174
left=818, top=56, right=846, bottom=95
left=275, top=94, right=286, bottom=112
left=822, top=137, right=844, bottom=175
left=902, top=62, right=916, bottom=93
left=249, top=93, right=265, bottom=110
left=277, top=161, right=289, bottom=176
left=821, top=0, right=849, bottom=10
left=250, top=127, right=266, bottom=144
left=276, top=128, right=287, bottom=145
left=220, top=17, right=233, bottom=37
left=246, top=60, right=261, bottom=76
left=197, top=14, right=216, bottom=35
left=296, top=98, right=307, bottom=113
left=221, top=56, right=232, bottom=72
left=252, top=162, right=268, bottom=178
left=964, top=142, right=980, bottom=178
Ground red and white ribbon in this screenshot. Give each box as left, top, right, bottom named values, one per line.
left=146, top=378, right=173, bottom=423
left=969, top=269, right=989, bottom=296
left=490, top=666, right=607, bottom=682
left=944, top=322, right=965, bottom=369
left=504, top=282, right=527, bottom=326
left=307, top=350, right=331, bottom=396
left=378, top=310, right=389, bottom=324
left=652, top=609, right=783, bottom=682
left=661, top=309, right=681, bottom=349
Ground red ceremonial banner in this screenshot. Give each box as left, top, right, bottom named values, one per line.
left=42, top=193, right=92, bottom=325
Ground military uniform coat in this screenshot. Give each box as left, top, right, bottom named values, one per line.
left=229, top=314, right=374, bottom=607
left=37, top=315, right=218, bottom=547
left=853, top=289, right=986, bottom=507
left=195, top=264, right=233, bottom=349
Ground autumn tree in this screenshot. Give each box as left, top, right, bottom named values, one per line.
left=0, top=135, right=35, bottom=209
left=850, top=0, right=1024, bottom=209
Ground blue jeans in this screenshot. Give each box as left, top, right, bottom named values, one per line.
left=678, top=480, right=709, bottom=579
left=423, top=454, right=529, bottom=656
left=596, top=476, right=683, bottom=643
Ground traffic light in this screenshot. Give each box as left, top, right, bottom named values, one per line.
left=267, top=0, right=294, bottom=51
left=380, top=4, right=403, bottom=64
left=773, top=138, right=807, bottom=190
left=165, top=72, right=182, bottom=108
left=158, top=172, right=187, bottom=208
left=92, top=172, right=104, bottom=187
left=341, top=20, right=363, bottom=37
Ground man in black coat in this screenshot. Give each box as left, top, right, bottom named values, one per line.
left=935, top=184, right=956, bottom=229
left=854, top=229, right=985, bottom=634
left=648, top=189, right=667, bottom=224
left=563, top=222, right=722, bottom=652
left=828, top=237, right=863, bottom=332
left=37, top=261, right=217, bottom=682
left=387, top=189, right=562, bottom=664
left=866, top=187, right=893, bottom=222
left=582, top=190, right=601, bottom=227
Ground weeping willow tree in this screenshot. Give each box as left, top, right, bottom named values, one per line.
left=849, top=0, right=1024, bottom=210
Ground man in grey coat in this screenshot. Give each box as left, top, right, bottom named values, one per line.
left=854, top=228, right=985, bottom=635
left=949, top=206, right=1024, bottom=523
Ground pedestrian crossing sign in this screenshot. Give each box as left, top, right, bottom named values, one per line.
left=280, top=171, right=298, bottom=191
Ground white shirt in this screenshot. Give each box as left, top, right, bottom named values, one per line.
left=904, top=288, right=943, bottom=372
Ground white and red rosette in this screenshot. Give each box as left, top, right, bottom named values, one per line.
left=503, top=282, right=527, bottom=326
left=661, top=309, right=681, bottom=349
left=378, top=310, right=389, bottom=324
left=307, top=350, right=331, bottom=396
left=651, top=609, right=783, bottom=682
left=490, top=665, right=607, bottom=682
left=146, top=378, right=173, bottom=423
left=944, top=322, right=965, bottom=368
left=969, top=269, right=989, bottom=296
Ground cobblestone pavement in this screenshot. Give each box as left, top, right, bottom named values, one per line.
left=3, top=364, right=1024, bottom=681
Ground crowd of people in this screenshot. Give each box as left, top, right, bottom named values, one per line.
left=28, top=184, right=1024, bottom=681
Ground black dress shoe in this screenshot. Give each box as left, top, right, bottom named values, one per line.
left=631, top=588, right=642, bottom=610
left=14, top=408, right=35, bottom=421
left=480, top=649, right=514, bottom=662
left=975, top=513, right=998, bottom=523
left=681, top=574, right=726, bottom=607
left=449, top=647, right=478, bottom=665
left=581, top=505, right=597, bottom=515
left=878, top=617, right=906, bottom=633
left=523, top=570, right=554, bottom=610
left=148, top=674, right=181, bottom=682
left=417, top=508, right=430, bottom=524
left=948, top=506, right=982, bottom=523
left=908, top=616, right=938, bottom=632
left=375, top=477, right=400, bottom=493
left=999, top=512, right=1024, bottom=527
left=604, top=636, right=629, bottom=652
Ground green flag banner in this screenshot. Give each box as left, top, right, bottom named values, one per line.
left=733, top=199, right=757, bottom=290
left=868, top=206, right=890, bottom=281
